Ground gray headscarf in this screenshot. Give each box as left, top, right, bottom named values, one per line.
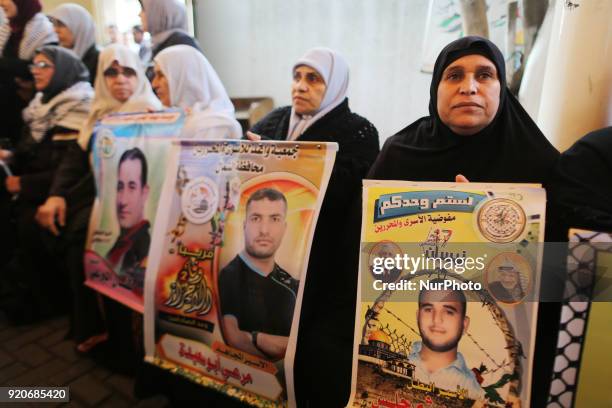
left=287, top=47, right=350, bottom=140
left=141, top=0, right=188, bottom=48
left=47, top=4, right=96, bottom=59
left=36, top=45, right=89, bottom=103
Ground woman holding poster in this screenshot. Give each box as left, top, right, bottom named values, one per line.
left=151, top=44, right=242, bottom=139
left=36, top=44, right=161, bottom=354
left=249, top=47, right=379, bottom=407
left=368, top=36, right=558, bottom=184
left=365, top=37, right=560, bottom=407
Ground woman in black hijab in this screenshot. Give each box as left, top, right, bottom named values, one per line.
left=1, top=45, right=92, bottom=323
left=365, top=36, right=561, bottom=408
left=369, top=36, right=559, bottom=183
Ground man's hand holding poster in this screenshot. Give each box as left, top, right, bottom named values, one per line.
left=349, top=181, right=546, bottom=408
left=143, top=140, right=337, bottom=407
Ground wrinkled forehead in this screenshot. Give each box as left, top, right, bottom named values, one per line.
left=294, top=64, right=325, bottom=80
left=442, top=53, right=498, bottom=74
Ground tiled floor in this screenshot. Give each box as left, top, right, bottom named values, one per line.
left=0, top=312, right=169, bottom=407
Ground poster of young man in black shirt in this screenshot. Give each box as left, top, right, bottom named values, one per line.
left=218, top=188, right=299, bottom=361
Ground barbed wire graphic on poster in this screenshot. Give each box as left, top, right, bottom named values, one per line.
left=349, top=181, right=546, bottom=408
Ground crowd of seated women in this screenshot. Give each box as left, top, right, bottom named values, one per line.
left=0, top=0, right=610, bottom=407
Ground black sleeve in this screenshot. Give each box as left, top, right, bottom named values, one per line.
left=218, top=263, right=239, bottom=318
left=248, top=107, right=290, bottom=141
left=366, top=135, right=394, bottom=179
left=326, top=121, right=380, bottom=204
left=12, top=128, right=77, bottom=201
left=49, top=142, right=90, bottom=198
left=0, top=56, right=32, bottom=79
left=19, top=171, right=54, bottom=201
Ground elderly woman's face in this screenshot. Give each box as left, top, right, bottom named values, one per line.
left=152, top=63, right=171, bottom=107
left=104, top=61, right=138, bottom=103
left=436, top=54, right=501, bottom=135
left=31, top=53, right=55, bottom=91
left=291, top=65, right=326, bottom=115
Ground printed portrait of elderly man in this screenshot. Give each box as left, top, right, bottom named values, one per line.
left=488, top=259, right=526, bottom=304
left=106, top=147, right=151, bottom=291
left=218, top=187, right=299, bottom=361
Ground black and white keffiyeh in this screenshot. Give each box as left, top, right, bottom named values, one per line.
left=23, top=81, right=93, bottom=142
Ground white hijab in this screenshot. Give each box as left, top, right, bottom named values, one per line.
left=78, top=44, right=162, bottom=149
left=48, top=4, right=96, bottom=59
left=154, top=45, right=241, bottom=139
left=287, top=47, right=349, bottom=141
left=142, top=0, right=188, bottom=48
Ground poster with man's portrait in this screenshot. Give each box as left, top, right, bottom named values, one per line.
left=350, top=181, right=546, bottom=408
left=143, top=140, right=337, bottom=407
left=85, top=110, right=185, bottom=312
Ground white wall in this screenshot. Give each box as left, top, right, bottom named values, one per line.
left=194, top=0, right=433, bottom=143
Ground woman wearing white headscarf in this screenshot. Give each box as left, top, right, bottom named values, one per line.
left=47, top=3, right=98, bottom=84
left=138, top=0, right=200, bottom=61
left=248, top=47, right=379, bottom=407
left=35, top=44, right=161, bottom=353
left=152, top=45, right=241, bottom=139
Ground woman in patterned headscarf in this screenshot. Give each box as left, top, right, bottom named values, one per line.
left=1, top=45, right=92, bottom=324
left=36, top=44, right=161, bottom=353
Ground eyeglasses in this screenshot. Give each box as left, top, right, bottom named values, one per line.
left=103, top=67, right=137, bottom=78
left=29, top=61, right=54, bottom=71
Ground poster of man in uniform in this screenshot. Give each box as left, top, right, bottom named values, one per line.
left=84, top=110, right=185, bottom=312
left=349, top=181, right=546, bottom=408
left=144, top=140, right=337, bottom=407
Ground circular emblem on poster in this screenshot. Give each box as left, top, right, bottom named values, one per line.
left=181, top=177, right=219, bottom=224
left=484, top=252, right=532, bottom=305
left=96, top=128, right=116, bottom=158
left=477, top=198, right=526, bottom=243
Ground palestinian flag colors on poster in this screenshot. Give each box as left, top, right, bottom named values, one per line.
left=85, top=110, right=185, bottom=312
left=144, top=140, right=337, bottom=407
left=349, top=181, right=546, bottom=408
